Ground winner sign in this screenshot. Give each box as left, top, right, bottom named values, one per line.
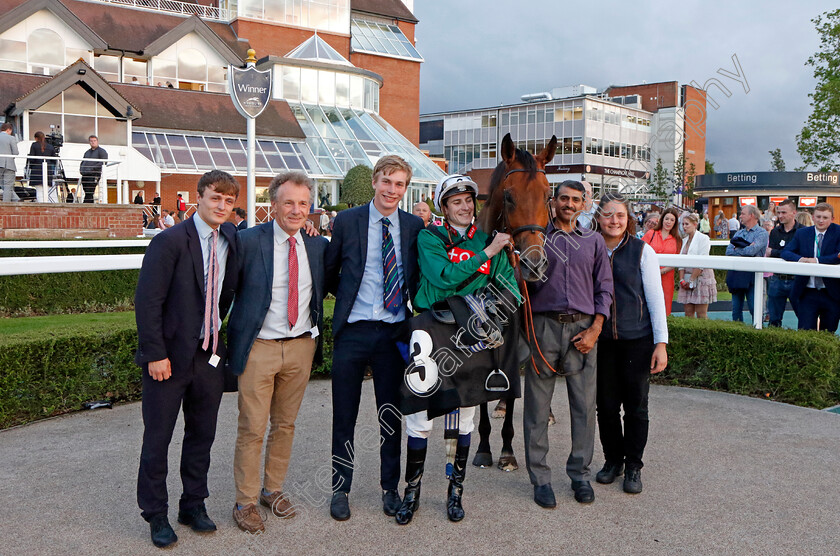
left=229, top=66, right=271, bottom=119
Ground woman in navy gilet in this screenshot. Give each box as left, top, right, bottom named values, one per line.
left=592, top=193, right=669, bottom=494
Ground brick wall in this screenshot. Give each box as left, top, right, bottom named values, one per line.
left=352, top=51, right=420, bottom=145
left=0, top=203, right=144, bottom=239
left=231, top=20, right=351, bottom=59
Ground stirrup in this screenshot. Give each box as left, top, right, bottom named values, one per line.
left=485, top=369, right=510, bottom=392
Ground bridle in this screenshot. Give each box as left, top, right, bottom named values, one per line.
left=497, top=168, right=550, bottom=238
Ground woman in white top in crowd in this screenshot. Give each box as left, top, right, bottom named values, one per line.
left=592, top=192, right=668, bottom=495
left=677, top=213, right=717, bottom=318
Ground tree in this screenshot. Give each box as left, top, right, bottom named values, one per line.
left=796, top=9, right=840, bottom=171
left=704, top=160, right=716, bottom=175
left=340, top=164, right=373, bottom=206
left=673, top=153, right=686, bottom=190
left=684, top=162, right=698, bottom=200
left=647, top=157, right=669, bottom=202
left=769, top=148, right=786, bottom=172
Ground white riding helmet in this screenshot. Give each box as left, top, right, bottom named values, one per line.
left=434, top=174, right=479, bottom=213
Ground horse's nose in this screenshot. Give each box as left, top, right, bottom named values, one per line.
left=520, top=247, right=548, bottom=282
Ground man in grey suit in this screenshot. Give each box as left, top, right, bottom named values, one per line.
left=226, top=171, right=328, bottom=534
left=0, top=122, right=19, bottom=202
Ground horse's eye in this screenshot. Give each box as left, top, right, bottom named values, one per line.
left=504, top=190, right=514, bottom=206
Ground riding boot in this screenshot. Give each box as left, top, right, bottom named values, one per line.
left=447, top=443, right=469, bottom=522
left=395, top=446, right=426, bottom=525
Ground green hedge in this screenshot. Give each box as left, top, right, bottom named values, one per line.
left=0, top=314, right=334, bottom=429
left=4, top=312, right=840, bottom=429
left=0, top=245, right=145, bottom=316
left=659, top=316, right=840, bottom=408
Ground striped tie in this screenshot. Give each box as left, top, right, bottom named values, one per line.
left=201, top=228, right=219, bottom=354
left=382, top=217, right=402, bottom=315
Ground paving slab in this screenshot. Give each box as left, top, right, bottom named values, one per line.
left=1, top=379, right=838, bottom=555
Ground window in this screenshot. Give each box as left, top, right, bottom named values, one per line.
left=28, top=28, right=64, bottom=74
left=0, top=38, right=26, bottom=72
left=123, top=58, right=148, bottom=85
left=240, top=0, right=349, bottom=33
left=30, top=84, right=127, bottom=145
left=351, top=19, right=423, bottom=61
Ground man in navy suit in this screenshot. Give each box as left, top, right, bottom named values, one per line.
left=226, top=171, right=328, bottom=533
left=781, top=202, right=840, bottom=332
left=325, top=155, right=424, bottom=521
left=135, top=170, right=240, bottom=548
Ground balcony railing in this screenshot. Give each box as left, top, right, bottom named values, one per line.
left=87, top=0, right=229, bottom=20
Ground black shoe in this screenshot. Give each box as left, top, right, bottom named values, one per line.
left=395, top=446, right=427, bottom=525
left=149, top=514, right=177, bottom=548
left=571, top=480, right=595, bottom=504
left=330, top=492, right=351, bottom=521
left=382, top=489, right=401, bottom=516
left=595, top=462, right=624, bottom=485
left=446, top=443, right=469, bottom=522
left=177, top=504, right=216, bottom=533
left=623, top=468, right=643, bottom=494
left=533, top=483, right=556, bottom=509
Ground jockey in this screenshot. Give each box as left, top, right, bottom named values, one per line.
left=395, top=174, right=519, bottom=525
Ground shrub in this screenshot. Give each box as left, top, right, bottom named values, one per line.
left=340, top=164, right=373, bottom=206
left=0, top=315, right=335, bottom=429
left=0, top=323, right=140, bottom=429
left=659, top=316, right=840, bottom=408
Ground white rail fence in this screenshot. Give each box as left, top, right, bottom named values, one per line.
left=2, top=249, right=839, bottom=330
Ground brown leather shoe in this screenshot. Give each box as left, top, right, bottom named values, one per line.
left=233, top=503, right=265, bottom=533
left=260, top=491, right=296, bottom=518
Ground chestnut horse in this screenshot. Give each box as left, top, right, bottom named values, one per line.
left=473, top=133, right=557, bottom=470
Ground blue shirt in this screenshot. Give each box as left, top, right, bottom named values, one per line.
left=193, top=213, right=229, bottom=337
left=725, top=224, right=769, bottom=258
left=348, top=203, right=405, bottom=323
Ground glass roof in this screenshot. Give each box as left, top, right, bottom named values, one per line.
left=351, top=19, right=423, bottom=61
left=132, top=107, right=445, bottom=184
left=286, top=34, right=353, bottom=66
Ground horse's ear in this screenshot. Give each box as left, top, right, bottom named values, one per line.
left=501, top=133, right=516, bottom=165
left=537, top=136, right=558, bottom=166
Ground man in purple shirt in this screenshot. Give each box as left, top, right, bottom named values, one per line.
left=523, top=180, right=613, bottom=509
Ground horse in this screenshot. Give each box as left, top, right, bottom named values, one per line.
left=473, top=132, right=557, bottom=471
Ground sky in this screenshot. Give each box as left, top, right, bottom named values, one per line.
left=413, top=0, right=836, bottom=173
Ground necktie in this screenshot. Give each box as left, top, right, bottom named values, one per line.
left=382, top=217, right=402, bottom=315
left=288, top=236, right=298, bottom=328
left=815, top=233, right=825, bottom=289
left=202, top=229, right=219, bottom=354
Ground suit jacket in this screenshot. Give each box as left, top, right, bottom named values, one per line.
left=781, top=223, right=840, bottom=301
left=0, top=132, right=18, bottom=171
left=134, top=217, right=239, bottom=373
left=325, top=203, right=424, bottom=338
left=236, top=220, right=247, bottom=231
left=227, top=222, right=328, bottom=376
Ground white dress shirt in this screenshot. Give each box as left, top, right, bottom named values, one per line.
left=807, top=231, right=825, bottom=289
left=348, top=203, right=405, bottom=323
left=258, top=222, right=316, bottom=339
left=193, top=213, right=229, bottom=339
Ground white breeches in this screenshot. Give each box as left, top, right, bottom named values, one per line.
left=405, top=406, right=476, bottom=439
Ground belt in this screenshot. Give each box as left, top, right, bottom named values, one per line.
left=774, top=274, right=795, bottom=281
left=269, top=332, right=312, bottom=342
left=536, top=311, right=588, bottom=323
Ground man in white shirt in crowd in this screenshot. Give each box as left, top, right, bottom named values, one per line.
left=157, top=209, right=175, bottom=229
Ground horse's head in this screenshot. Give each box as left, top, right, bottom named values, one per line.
left=479, top=133, right=557, bottom=282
